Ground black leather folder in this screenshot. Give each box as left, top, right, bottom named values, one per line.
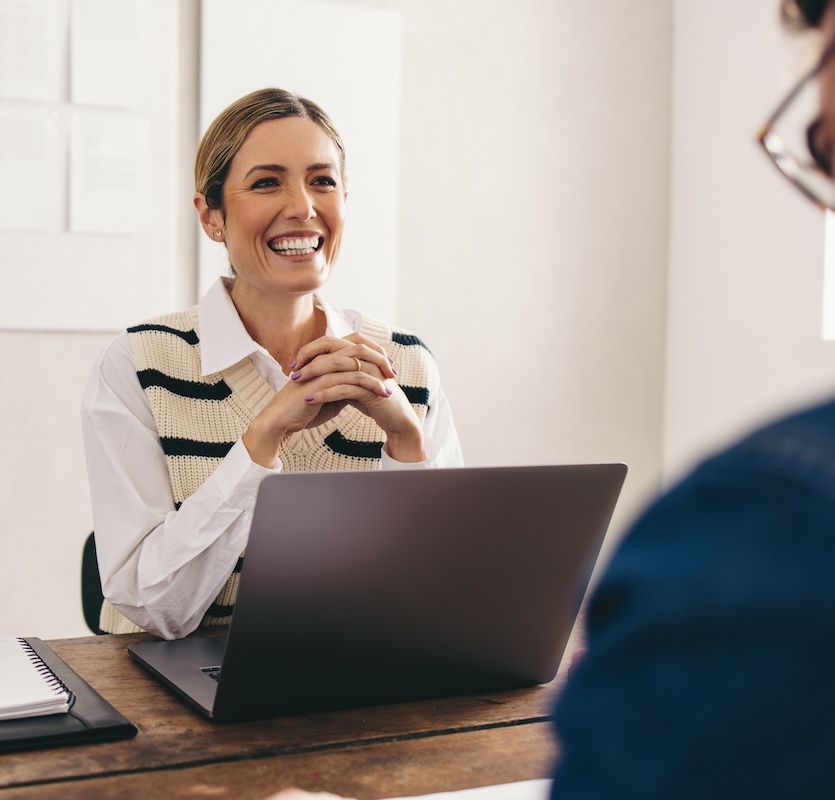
left=0, top=638, right=137, bottom=753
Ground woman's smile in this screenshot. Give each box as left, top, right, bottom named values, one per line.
left=267, top=234, right=324, bottom=256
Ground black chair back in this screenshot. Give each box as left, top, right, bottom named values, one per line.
left=81, top=532, right=104, bottom=635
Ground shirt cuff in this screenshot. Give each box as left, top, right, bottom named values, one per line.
left=209, top=439, right=283, bottom=512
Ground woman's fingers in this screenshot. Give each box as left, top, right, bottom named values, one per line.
left=291, top=333, right=396, bottom=380
left=302, top=371, right=393, bottom=403
left=304, top=377, right=418, bottom=443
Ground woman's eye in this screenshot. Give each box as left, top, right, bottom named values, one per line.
left=312, top=176, right=337, bottom=188
left=252, top=177, right=279, bottom=189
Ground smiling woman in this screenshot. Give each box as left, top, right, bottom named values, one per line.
left=196, top=116, right=346, bottom=306
left=79, top=87, right=464, bottom=640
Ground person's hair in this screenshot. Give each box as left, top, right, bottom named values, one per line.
left=781, top=0, right=829, bottom=29
left=194, top=87, right=346, bottom=211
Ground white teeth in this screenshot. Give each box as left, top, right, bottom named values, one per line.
left=270, top=236, right=320, bottom=254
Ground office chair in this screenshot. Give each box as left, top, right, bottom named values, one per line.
left=81, top=532, right=105, bottom=635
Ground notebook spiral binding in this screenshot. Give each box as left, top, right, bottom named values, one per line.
left=17, top=638, right=72, bottom=699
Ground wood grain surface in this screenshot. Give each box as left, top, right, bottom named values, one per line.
left=0, top=619, right=582, bottom=799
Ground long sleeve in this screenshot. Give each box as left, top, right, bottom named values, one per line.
left=80, top=335, right=280, bottom=640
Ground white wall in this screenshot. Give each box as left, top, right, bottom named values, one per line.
left=0, top=0, right=197, bottom=331
left=393, top=0, right=672, bottom=550
left=0, top=0, right=199, bottom=638
left=1, top=0, right=673, bottom=638
left=665, top=0, right=835, bottom=482
left=0, top=331, right=112, bottom=637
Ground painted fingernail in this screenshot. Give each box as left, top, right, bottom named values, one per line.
left=391, top=367, right=398, bottom=376
left=388, top=356, right=395, bottom=364
left=386, top=388, right=393, bottom=396
left=289, top=359, right=298, bottom=370
left=304, top=395, right=315, bottom=402
left=290, top=371, right=301, bottom=381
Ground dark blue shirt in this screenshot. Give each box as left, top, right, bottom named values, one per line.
left=551, top=396, right=835, bottom=799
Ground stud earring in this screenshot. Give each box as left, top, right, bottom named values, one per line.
left=214, top=231, right=222, bottom=239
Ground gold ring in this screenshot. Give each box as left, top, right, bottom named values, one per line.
left=353, top=357, right=362, bottom=372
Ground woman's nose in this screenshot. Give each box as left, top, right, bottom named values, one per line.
left=280, top=187, right=316, bottom=220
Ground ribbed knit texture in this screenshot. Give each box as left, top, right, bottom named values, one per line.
left=99, top=306, right=438, bottom=635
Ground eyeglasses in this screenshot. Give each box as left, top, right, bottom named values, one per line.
left=758, top=38, right=835, bottom=210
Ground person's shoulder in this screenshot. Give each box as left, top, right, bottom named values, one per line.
left=613, top=393, right=835, bottom=580
left=698, top=394, right=835, bottom=496
left=89, top=329, right=134, bottom=376
left=736, top=393, right=835, bottom=451
left=125, top=305, right=200, bottom=340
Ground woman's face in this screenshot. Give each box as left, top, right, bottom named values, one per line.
left=219, top=116, right=346, bottom=299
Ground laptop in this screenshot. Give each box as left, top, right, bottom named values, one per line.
left=128, top=463, right=626, bottom=722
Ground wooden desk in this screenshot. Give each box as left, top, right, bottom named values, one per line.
left=0, top=627, right=580, bottom=800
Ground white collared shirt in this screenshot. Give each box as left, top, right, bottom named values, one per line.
left=80, top=278, right=463, bottom=639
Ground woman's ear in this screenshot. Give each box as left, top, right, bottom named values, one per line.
left=194, top=192, right=225, bottom=242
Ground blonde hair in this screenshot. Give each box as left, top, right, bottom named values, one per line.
left=194, top=87, right=346, bottom=210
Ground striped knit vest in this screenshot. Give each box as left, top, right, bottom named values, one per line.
left=99, top=305, right=438, bottom=635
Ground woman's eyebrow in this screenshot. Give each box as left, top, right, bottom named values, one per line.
left=243, top=162, right=337, bottom=179
left=243, top=164, right=287, bottom=179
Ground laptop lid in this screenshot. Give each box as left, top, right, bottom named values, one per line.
left=130, top=463, right=626, bottom=722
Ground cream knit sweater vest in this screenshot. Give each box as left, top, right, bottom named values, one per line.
left=99, top=306, right=438, bottom=635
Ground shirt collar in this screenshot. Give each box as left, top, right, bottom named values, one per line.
left=198, top=277, right=354, bottom=376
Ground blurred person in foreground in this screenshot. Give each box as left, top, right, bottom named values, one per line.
left=550, top=1, right=835, bottom=797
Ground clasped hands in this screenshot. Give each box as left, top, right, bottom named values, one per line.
left=243, top=332, right=425, bottom=467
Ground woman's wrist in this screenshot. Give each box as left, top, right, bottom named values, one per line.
left=383, top=424, right=426, bottom=463
left=242, top=418, right=290, bottom=468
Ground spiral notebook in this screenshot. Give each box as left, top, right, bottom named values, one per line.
left=0, top=637, right=71, bottom=720
left=0, top=637, right=136, bottom=753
